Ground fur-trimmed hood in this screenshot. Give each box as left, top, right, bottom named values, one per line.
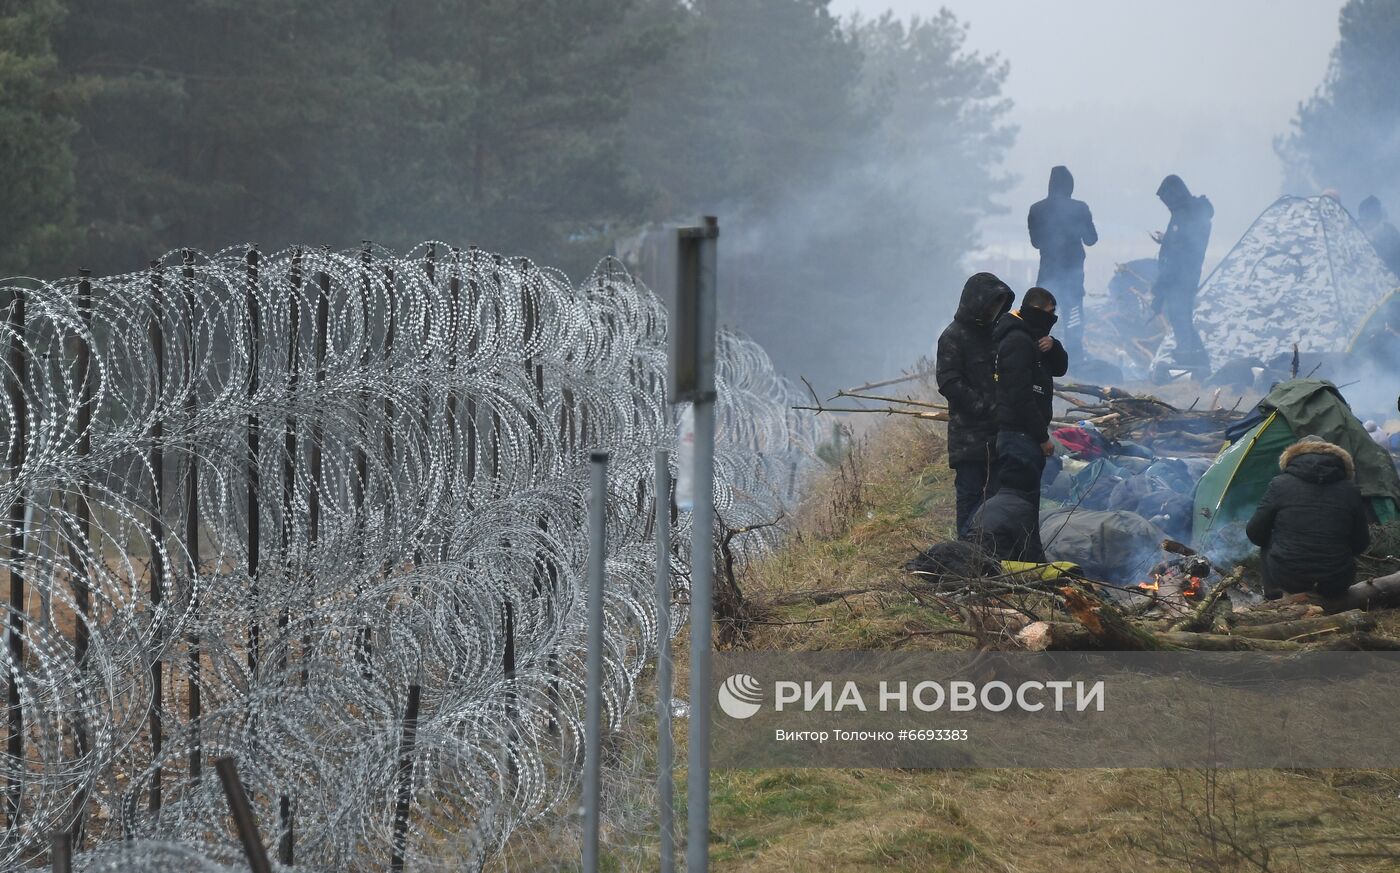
left=1279, top=439, right=1354, bottom=480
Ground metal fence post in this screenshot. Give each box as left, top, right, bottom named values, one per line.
left=5, top=283, right=27, bottom=828
left=245, top=246, right=261, bottom=677
left=180, top=249, right=202, bottom=783
left=147, top=260, right=166, bottom=817
left=389, top=683, right=422, bottom=873
left=582, top=451, right=608, bottom=873
left=49, top=831, right=72, bottom=873
left=654, top=449, right=674, bottom=873
left=675, top=217, right=719, bottom=873
left=214, top=757, right=273, bottom=873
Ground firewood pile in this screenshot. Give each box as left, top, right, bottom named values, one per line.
left=1054, top=382, right=1246, bottom=455
left=919, top=539, right=1400, bottom=653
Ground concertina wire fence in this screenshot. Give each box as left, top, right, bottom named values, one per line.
left=0, top=241, right=818, bottom=871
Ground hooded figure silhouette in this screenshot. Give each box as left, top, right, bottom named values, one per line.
left=1152, top=174, right=1213, bottom=369
left=1027, top=166, right=1097, bottom=363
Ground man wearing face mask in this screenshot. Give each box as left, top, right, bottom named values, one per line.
left=937, top=272, right=1016, bottom=535
left=993, top=286, right=1068, bottom=495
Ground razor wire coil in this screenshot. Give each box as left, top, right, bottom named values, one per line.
left=0, top=242, right=816, bottom=871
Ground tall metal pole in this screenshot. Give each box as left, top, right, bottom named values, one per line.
left=181, top=249, right=202, bottom=783
left=654, top=449, right=674, bottom=873
left=388, top=682, right=421, bottom=873
left=68, top=269, right=95, bottom=848
left=245, top=247, right=261, bottom=677
left=582, top=451, right=608, bottom=873
left=147, top=260, right=166, bottom=817
left=5, top=284, right=27, bottom=828
left=679, top=216, right=719, bottom=873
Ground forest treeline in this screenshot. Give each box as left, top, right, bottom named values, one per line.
left=2, top=0, right=1390, bottom=386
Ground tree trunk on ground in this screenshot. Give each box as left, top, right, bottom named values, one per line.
left=1058, top=585, right=1166, bottom=650
left=1153, top=632, right=1300, bottom=651
left=1229, top=610, right=1375, bottom=641
left=1339, top=571, right=1400, bottom=612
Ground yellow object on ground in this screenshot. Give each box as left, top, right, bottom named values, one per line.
left=1001, top=560, right=1080, bottom=579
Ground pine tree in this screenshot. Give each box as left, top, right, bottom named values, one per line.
left=1278, top=0, right=1400, bottom=209
left=0, top=0, right=83, bottom=277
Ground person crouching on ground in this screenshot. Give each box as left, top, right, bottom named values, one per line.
left=1245, top=436, right=1370, bottom=600
left=992, top=286, right=1068, bottom=495
left=936, top=272, right=1015, bottom=536
left=962, top=458, right=1046, bottom=563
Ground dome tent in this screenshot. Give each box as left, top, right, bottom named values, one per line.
left=1154, top=195, right=1400, bottom=377
left=1192, top=379, right=1400, bottom=547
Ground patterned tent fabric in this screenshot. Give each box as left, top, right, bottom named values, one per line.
left=1154, top=195, right=1400, bottom=373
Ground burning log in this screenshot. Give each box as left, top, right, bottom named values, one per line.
left=1170, top=568, right=1243, bottom=633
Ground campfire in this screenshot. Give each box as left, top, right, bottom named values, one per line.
left=1139, top=554, right=1213, bottom=600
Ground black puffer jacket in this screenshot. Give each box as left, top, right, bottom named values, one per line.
left=1152, top=174, right=1214, bottom=303
left=936, top=273, right=1014, bottom=467
left=1028, top=166, right=1098, bottom=288
left=992, top=310, right=1068, bottom=444
left=963, top=487, right=1045, bottom=563
left=1245, top=440, right=1371, bottom=597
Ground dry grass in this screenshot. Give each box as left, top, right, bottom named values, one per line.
left=698, top=409, right=1400, bottom=872
left=491, top=405, right=1400, bottom=871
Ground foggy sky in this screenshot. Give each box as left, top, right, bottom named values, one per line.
left=831, top=0, right=1345, bottom=291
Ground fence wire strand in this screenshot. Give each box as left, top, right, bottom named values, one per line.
left=0, top=242, right=816, bottom=871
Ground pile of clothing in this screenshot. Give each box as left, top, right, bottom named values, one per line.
left=1041, top=421, right=1210, bottom=541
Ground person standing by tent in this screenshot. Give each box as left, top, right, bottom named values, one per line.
left=1359, top=195, right=1400, bottom=280
left=1151, top=174, right=1213, bottom=369
left=1245, top=436, right=1370, bottom=600
left=993, top=286, right=1068, bottom=495
left=937, top=272, right=1016, bottom=535
left=1028, top=166, right=1098, bottom=362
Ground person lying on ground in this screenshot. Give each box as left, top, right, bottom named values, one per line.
left=1245, top=436, right=1370, bottom=600
left=992, top=285, right=1068, bottom=495
left=936, top=272, right=1015, bottom=535
left=961, top=458, right=1046, bottom=563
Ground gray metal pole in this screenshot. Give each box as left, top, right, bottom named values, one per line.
left=685, top=216, right=719, bottom=873
left=654, top=449, right=674, bottom=873
left=583, top=451, right=608, bottom=873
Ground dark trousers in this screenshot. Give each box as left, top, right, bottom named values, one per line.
left=1038, top=268, right=1085, bottom=363
left=1163, top=291, right=1206, bottom=365
left=995, top=430, right=1047, bottom=500
left=953, top=451, right=1000, bottom=537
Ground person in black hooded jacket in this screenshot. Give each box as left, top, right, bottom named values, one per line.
left=962, top=457, right=1046, bottom=563
left=1028, top=166, right=1097, bottom=362
left=937, top=272, right=1015, bottom=534
left=1151, top=174, right=1213, bottom=368
left=1245, top=436, right=1370, bottom=600
left=993, top=286, right=1068, bottom=493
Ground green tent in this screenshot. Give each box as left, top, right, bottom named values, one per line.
left=1192, top=380, right=1400, bottom=545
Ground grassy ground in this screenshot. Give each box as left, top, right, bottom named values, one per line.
left=492, top=408, right=1400, bottom=872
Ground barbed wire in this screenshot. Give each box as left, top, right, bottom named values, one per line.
left=0, top=242, right=816, bottom=871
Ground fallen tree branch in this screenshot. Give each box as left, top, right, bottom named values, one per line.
left=1170, top=568, right=1243, bottom=633
left=1229, top=609, right=1375, bottom=641
left=767, top=586, right=878, bottom=607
